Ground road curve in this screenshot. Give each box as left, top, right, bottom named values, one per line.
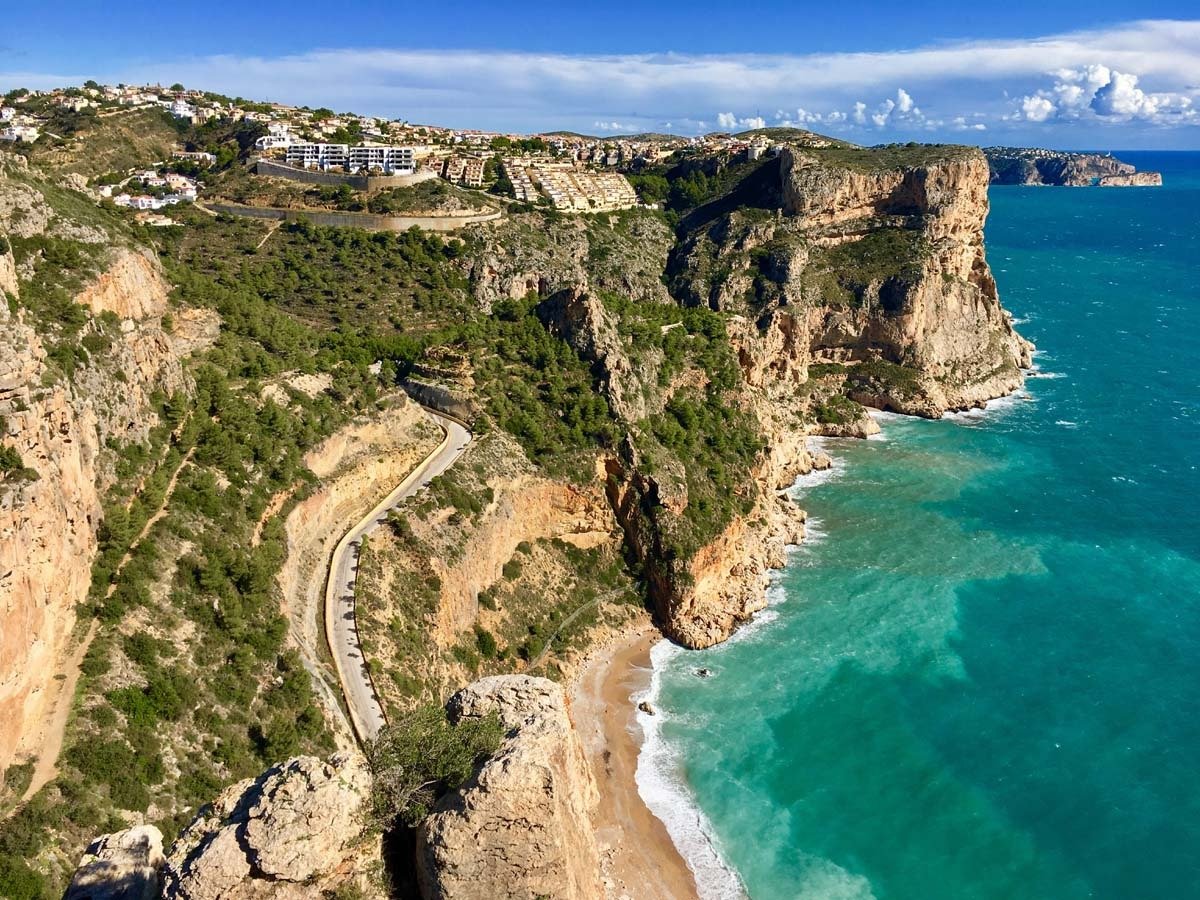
left=324, top=408, right=472, bottom=743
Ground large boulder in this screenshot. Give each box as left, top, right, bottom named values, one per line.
left=417, top=675, right=603, bottom=900
left=161, top=753, right=374, bottom=900
left=64, top=825, right=164, bottom=900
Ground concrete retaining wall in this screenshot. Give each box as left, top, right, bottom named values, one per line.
left=206, top=202, right=502, bottom=233
left=255, top=158, right=437, bottom=192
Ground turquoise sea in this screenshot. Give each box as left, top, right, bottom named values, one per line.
left=640, top=152, right=1200, bottom=900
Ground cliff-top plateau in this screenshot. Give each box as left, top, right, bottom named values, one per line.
left=0, top=93, right=1030, bottom=899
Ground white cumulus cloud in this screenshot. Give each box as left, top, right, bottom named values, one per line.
left=1021, top=95, right=1057, bottom=122
left=1017, top=63, right=1199, bottom=125
left=3, top=19, right=1200, bottom=139
left=716, top=111, right=766, bottom=131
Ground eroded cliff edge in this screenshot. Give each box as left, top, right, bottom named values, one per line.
left=593, top=143, right=1032, bottom=648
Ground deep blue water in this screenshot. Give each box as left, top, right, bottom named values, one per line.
left=644, top=151, right=1200, bottom=899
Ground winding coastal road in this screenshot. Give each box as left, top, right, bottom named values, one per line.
left=324, top=409, right=471, bottom=743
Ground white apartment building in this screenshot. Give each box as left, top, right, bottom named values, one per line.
left=0, top=125, right=39, bottom=143
left=0, top=107, right=14, bottom=122
left=285, top=143, right=414, bottom=174
left=347, top=145, right=414, bottom=174
left=255, top=125, right=295, bottom=151
left=286, top=143, right=349, bottom=169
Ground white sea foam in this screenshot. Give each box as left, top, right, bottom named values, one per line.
left=1028, top=369, right=1067, bottom=380
left=941, top=389, right=1031, bottom=423
left=791, top=458, right=844, bottom=492
left=799, top=514, right=829, bottom=548
left=635, top=640, right=749, bottom=900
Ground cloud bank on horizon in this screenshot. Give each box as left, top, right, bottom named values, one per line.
left=4, top=18, right=1199, bottom=146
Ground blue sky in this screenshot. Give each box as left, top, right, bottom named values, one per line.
left=3, top=2, right=1199, bottom=147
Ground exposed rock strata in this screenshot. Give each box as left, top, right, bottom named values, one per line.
left=621, top=146, right=1029, bottom=646
left=417, top=676, right=603, bottom=900
left=465, top=213, right=674, bottom=310
left=1099, top=172, right=1163, bottom=187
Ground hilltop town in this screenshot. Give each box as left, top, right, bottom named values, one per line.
left=0, top=82, right=843, bottom=220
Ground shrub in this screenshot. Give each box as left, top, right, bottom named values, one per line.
left=366, top=704, right=504, bottom=827
left=474, top=625, right=498, bottom=659
left=0, top=445, right=23, bottom=474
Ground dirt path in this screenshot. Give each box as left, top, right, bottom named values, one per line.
left=18, top=620, right=98, bottom=804
left=526, top=589, right=622, bottom=673
left=253, top=221, right=280, bottom=251
left=106, top=445, right=196, bottom=598
left=250, top=478, right=303, bottom=547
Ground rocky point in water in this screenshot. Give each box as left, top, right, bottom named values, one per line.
left=984, top=146, right=1163, bottom=186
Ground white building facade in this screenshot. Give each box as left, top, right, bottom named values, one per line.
left=284, top=143, right=414, bottom=174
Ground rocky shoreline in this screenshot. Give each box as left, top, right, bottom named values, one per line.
left=36, top=137, right=1039, bottom=898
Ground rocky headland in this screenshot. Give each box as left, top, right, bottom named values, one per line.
left=984, top=146, right=1162, bottom=186
left=2, top=120, right=1032, bottom=899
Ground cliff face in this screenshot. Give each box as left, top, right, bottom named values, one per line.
left=1099, top=172, right=1163, bottom=187
left=0, top=236, right=205, bottom=776
left=613, top=146, right=1029, bottom=646
left=985, top=147, right=1160, bottom=186
left=68, top=753, right=378, bottom=900
left=778, top=149, right=1031, bottom=412
left=417, top=676, right=603, bottom=900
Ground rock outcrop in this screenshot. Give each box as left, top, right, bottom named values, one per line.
left=536, top=288, right=657, bottom=421
left=464, top=212, right=673, bottom=311
left=417, top=676, right=603, bottom=900
left=65, top=825, right=165, bottom=900
left=0, top=238, right=17, bottom=300
left=162, top=753, right=376, bottom=900
left=1099, top=172, right=1163, bottom=187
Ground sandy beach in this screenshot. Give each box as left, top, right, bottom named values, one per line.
left=572, top=624, right=700, bottom=900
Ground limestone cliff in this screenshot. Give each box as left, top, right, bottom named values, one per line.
left=984, top=147, right=1161, bottom=187
left=463, top=211, right=674, bottom=310
left=611, top=144, right=1030, bottom=646
left=0, top=211, right=209, bottom=778
left=1099, top=172, right=1163, bottom=187
left=67, top=754, right=378, bottom=900
left=417, top=676, right=603, bottom=900
left=65, top=824, right=165, bottom=900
